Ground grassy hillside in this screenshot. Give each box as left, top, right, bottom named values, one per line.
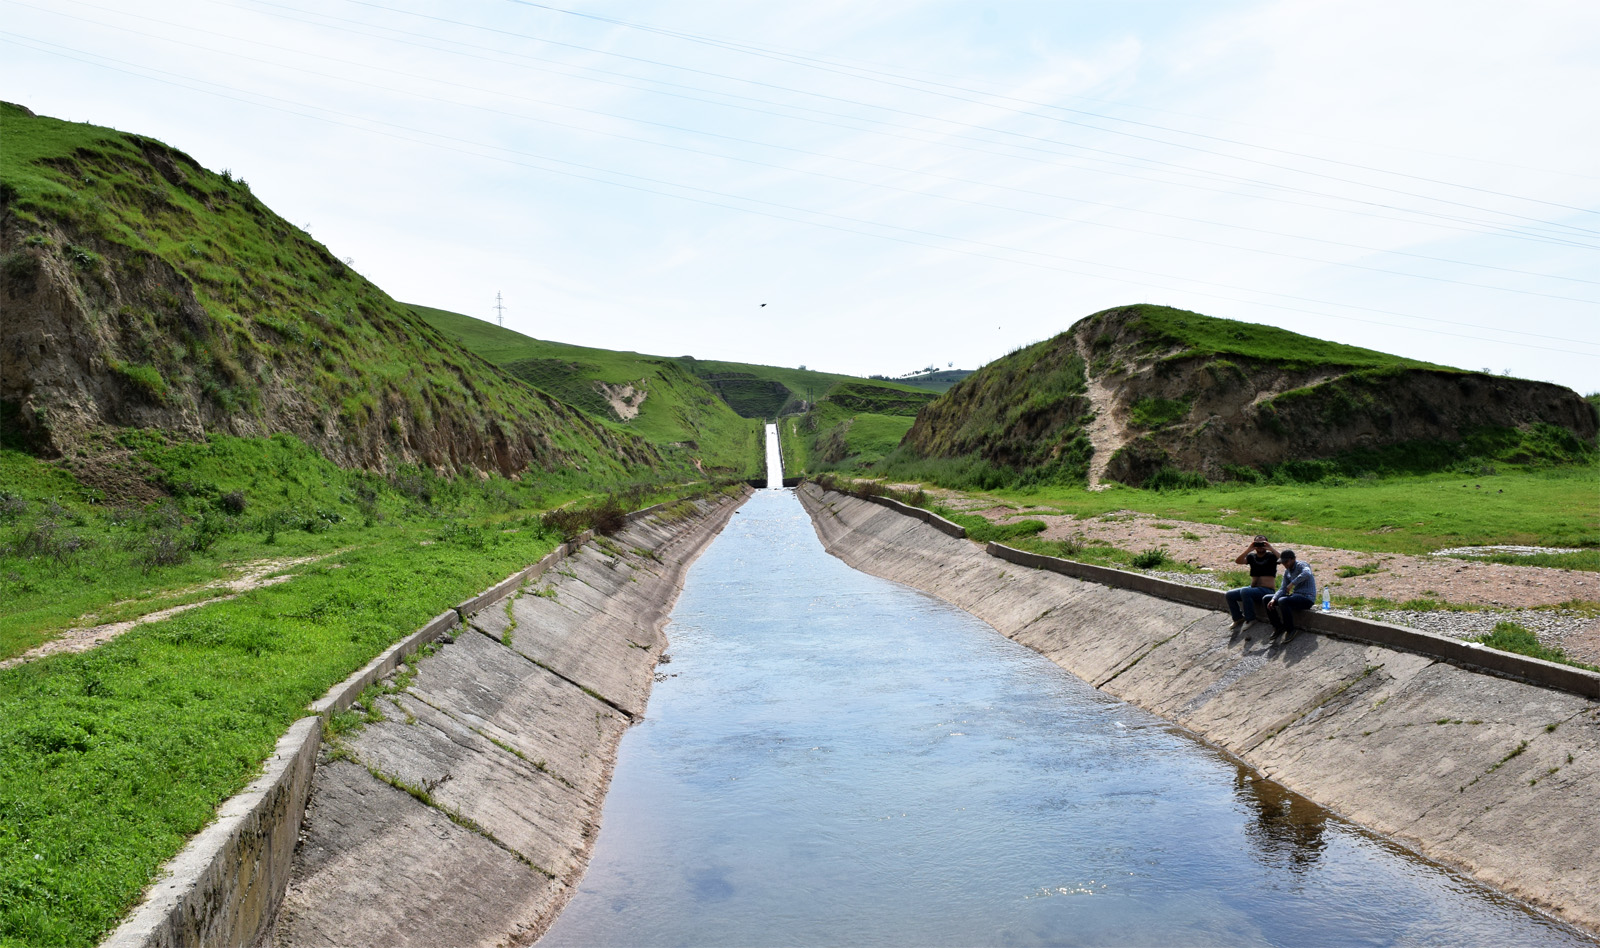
left=783, top=380, right=936, bottom=474
left=675, top=355, right=930, bottom=416
left=0, top=102, right=665, bottom=480
left=411, top=305, right=760, bottom=477
left=890, top=304, right=1596, bottom=491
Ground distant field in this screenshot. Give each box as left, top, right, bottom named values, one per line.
left=947, top=463, right=1599, bottom=556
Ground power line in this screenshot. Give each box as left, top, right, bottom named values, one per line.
left=4, top=32, right=1593, bottom=359
left=36, top=2, right=1600, bottom=298
left=506, top=0, right=1600, bottom=219
left=320, top=0, right=1600, bottom=241
left=214, top=0, right=1600, bottom=251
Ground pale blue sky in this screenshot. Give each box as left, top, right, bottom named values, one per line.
left=3, top=0, right=1597, bottom=391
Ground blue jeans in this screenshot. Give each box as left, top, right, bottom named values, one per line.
left=1226, top=585, right=1274, bottom=622
left=1266, top=594, right=1314, bottom=634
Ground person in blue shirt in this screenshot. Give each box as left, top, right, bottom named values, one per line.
left=1264, top=550, right=1316, bottom=641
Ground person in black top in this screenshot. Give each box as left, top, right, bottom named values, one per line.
left=1225, top=535, right=1278, bottom=633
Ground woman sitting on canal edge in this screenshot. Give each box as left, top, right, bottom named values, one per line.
left=1225, top=535, right=1279, bottom=634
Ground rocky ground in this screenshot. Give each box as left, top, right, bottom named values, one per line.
left=936, top=494, right=1600, bottom=666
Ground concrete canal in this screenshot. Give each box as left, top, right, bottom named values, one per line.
left=540, top=490, right=1590, bottom=946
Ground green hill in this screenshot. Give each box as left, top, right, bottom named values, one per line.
left=412, top=305, right=935, bottom=474
left=783, top=380, right=937, bottom=474
left=410, top=305, right=761, bottom=477
left=0, top=102, right=666, bottom=481
left=890, top=304, right=1597, bottom=489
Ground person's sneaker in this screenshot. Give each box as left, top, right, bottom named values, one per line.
left=1230, top=619, right=1245, bottom=635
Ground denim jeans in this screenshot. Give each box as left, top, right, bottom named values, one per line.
left=1266, top=594, right=1314, bottom=633
left=1225, top=585, right=1274, bottom=621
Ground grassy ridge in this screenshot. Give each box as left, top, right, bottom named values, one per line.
left=1116, top=304, right=1450, bottom=371
left=412, top=305, right=762, bottom=476
left=1, top=103, right=658, bottom=478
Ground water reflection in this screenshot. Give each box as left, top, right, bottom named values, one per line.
left=1234, top=767, right=1327, bottom=875
left=541, top=491, right=1593, bottom=947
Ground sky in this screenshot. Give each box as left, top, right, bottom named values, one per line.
left=3, top=0, right=1598, bottom=392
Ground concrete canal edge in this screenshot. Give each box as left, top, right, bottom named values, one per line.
left=101, top=488, right=751, bottom=948
left=798, top=483, right=1600, bottom=936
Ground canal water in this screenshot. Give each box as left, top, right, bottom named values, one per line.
left=540, top=490, right=1590, bottom=947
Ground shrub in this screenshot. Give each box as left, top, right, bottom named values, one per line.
left=217, top=490, right=247, bottom=515
left=138, top=530, right=188, bottom=572
left=0, top=492, right=26, bottom=523
left=1143, top=466, right=1208, bottom=491
left=1131, top=547, right=1170, bottom=569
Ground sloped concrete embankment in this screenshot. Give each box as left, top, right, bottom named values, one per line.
left=266, top=492, right=746, bottom=948
left=797, top=484, right=1600, bottom=935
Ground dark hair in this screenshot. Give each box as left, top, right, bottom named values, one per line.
left=1279, top=549, right=1296, bottom=561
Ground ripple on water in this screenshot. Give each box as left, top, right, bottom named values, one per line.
left=540, top=490, right=1594, bottom=948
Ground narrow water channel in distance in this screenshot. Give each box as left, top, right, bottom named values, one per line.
left=541, top=490, right=1591, bottom=947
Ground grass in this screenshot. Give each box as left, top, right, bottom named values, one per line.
left=413, top=305, right=929, bottom=478
left=0, top=436, right=736, bottom=946
left=919, top=462, right=1598, bottom=557
left=1110, top=304, right=1451, bottom=372
left=1472, top=621, right=1599, bottom=671
left=0, top=430, right=685, bottom=660
left=0, top=104, right=663, bottom=482
left=411, top=305, right=763, bottom=477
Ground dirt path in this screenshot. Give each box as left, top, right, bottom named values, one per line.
left=0, top=554, right=329, bottom=671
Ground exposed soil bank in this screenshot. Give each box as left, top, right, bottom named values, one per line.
left=265, top=490, right=747, bottom=948
left=798, top=484, right=1600, bottom=935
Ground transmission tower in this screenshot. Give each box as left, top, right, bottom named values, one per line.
left=494, top=291, right=506, bottom=326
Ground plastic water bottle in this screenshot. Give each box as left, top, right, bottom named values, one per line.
left=1322, top=588, right=1332, bottom=612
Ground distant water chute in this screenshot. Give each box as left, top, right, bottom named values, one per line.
left=765, top=423, right=782, bottom=489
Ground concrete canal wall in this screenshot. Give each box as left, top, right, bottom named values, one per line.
left=797, top=483, right=1600, bottom=935
left=102, top=489, right=747, bottom=948
left=264, top=490, right=747, bottom=947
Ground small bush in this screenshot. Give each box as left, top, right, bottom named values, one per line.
left=0, top=492, right=27, bottom=523
left=1131, top=547, right=1170, bottom=569
left=217, top=490, right=247, bottom=515
left=139, top=530, right=189, bottom=573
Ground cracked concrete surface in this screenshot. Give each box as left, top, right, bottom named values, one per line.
left=799, top=483, right=1600, bottom=936
left=267, top=491, right=746, bottom=948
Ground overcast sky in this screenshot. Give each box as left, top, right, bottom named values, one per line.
left=4, top=0, right=1597, bottom=391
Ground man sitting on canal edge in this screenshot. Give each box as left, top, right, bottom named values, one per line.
left=1225, top=535, right=1279, bottom=635
left=1264, top=550, right=1316, bottom=642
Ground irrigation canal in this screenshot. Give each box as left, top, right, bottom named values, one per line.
left=539, top=489, right=1591, bottom=946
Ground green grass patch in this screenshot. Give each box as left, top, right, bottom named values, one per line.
left=1472, top=621, right=1599, bottom=671
left=917, top=462, right=1598, bottom=556
left=0, top=436, right=734, bottom=945
left=1128, top=397, right=1190, bottom=429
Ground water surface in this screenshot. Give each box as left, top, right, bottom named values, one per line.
left=542, top=490, right=1590, bottom=947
